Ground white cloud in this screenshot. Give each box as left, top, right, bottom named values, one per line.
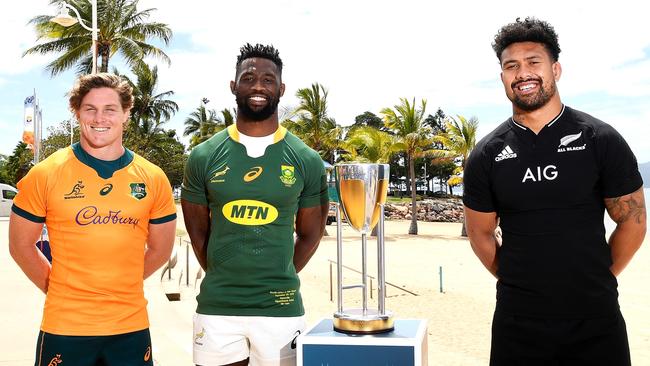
left=0, top=3, right=54, bottom=75
left=3, top=0, right=649, bottom=161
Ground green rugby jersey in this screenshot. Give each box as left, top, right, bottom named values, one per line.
left=182, top=125, right=328, bottom=316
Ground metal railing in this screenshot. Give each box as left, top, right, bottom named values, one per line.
left=327, top=259, right=418, bottom=302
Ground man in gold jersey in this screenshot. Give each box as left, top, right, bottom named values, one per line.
left=9, top=73, right=177, bottom=366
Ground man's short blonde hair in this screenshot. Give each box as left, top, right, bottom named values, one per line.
left=69, top=73, right=133, bottom=113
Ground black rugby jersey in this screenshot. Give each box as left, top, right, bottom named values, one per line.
left=464, top=105, right=643, bottom=318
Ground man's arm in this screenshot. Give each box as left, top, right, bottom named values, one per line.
left=144, top=219, right=177, bottom=279
left=604, top=187, right=646, bottom=277
left=8, top=212, right=50, bottom=293
left=464, top=206, right=500, bottom=278
left=294, top=204, right=328, bottom=273
left=181, top=199, right=211, bottom=271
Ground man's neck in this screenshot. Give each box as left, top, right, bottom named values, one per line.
left=235, top=114, right=279, bottom=137
left=79, top=140, right=125, bottom=161
left=512, top=97, right=563, bottom=134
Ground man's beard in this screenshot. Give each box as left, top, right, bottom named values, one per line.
left=510, top=78, right=557, bottom=112
left=235, top=92, right=280, bottom=121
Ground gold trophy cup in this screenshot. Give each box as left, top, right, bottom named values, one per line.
left=333, top=163, right=393, bottom=334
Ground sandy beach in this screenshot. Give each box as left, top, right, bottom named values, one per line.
left=1, top=215, right=649, bottom=365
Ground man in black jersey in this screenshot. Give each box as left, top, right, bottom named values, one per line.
left=463, top=17, right=646, bottom=365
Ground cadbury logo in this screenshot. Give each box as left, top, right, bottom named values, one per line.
left=75, top=206, right=140, bottom=228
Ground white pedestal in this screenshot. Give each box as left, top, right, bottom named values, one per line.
left=297, top=318, right=428, bottom=366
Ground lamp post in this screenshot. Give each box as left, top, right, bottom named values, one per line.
left=200, top=98, right=210, bottom=140
left=51, top=0, right=98, bottom=74
left=51, top=0, right=98, bottom=145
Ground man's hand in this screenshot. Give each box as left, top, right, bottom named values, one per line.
left=464, top=206, right=500, bottom=278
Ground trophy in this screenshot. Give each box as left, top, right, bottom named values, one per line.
left=333, top=163, right=393, bottom=334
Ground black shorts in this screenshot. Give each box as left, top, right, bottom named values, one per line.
left=34, top=328, right=153, bottom=366
left=490, top=309, right=630, bottom=366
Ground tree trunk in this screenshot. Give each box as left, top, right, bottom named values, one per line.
left=408, top=155, right=418, bottom=235
left=100, top=45, right=109, bottom=73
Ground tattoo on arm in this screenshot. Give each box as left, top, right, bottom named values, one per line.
left=605, top=191, right=647, bottom=224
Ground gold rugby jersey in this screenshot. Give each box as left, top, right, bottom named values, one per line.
left=13, top=144, right=176, bottom=335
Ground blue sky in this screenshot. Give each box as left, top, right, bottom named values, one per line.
left=2, top=0, right=649, bottom=163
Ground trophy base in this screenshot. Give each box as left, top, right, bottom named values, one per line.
left=333, top=309, right=394, bottom=334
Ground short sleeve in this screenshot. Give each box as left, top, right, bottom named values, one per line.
left=463, top=146, right=496, bottom=213
left=596, top=124, right=643, bottom=198
left=181, top=148, right=208, bottom=205
left=12, top=164, right=48, bottom=223
left=298, top=152, right=328, bottom=209
left=149, top=169, right=177, bottom=224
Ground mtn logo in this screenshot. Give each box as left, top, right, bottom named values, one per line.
left=495, top=145, right=517, bottom=162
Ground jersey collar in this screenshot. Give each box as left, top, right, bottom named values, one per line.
left=510, top=104, right=566, bottom=131
left=72, top=143, right=134, bottom=179
left=227, top=124, right=287, bottom=143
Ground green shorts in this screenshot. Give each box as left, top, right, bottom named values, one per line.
left=34, top=328, right=153, bottom=366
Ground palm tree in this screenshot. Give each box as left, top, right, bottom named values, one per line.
left=114, top=64, right=177, bottom=155
left=4, top=142, right=34, bottom=185
left=434, top=115, right=478, bottom=236
left=434, top=115, right=478, bottom=169
left=127, top=64, right=178, bottom=127
left=219, top=108, right=235, bottom=128
left=184, top=106, right=233, bottom=149
left=23, top=0, right=172, bottom=76
left=342, top=126, right=404, bottom=163
left=381, top=98, right=435, bottom=235
left=284, top=83, right=341, bottom=161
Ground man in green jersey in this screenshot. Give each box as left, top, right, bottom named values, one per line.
left=181, top=43, right=329, bottom=366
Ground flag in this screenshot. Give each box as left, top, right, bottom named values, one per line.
left=23, top=95, right=35, bottom=149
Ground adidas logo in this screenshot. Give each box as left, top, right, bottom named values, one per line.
left=495, top=145, right=517, bottom=162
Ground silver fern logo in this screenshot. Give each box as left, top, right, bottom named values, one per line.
left=558, top=131, right=586, bottom=152
left=558, top=131, right=582, bottom=147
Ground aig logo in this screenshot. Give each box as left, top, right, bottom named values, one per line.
left=522, top=165, right=558, bottom=183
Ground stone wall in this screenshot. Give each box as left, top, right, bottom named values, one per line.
left=384, top=198, right=464, bottom=223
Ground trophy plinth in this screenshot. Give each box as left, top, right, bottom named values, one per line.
left=333, top=163, right=393, bottom=334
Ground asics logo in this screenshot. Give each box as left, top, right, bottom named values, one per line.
left=495, top=145, right=517, bottom=162
left=144, top=346, right=151, bottom=362
left=244, top=166, right=263, bottom=182
left=100, top=183, right=113, bottom=196
left=291, top=330, right=301, bottom=349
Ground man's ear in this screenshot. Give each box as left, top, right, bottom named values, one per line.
left=230, top=80, right=236, bottom=95
left=553, top=62, right=562, bottom=82
left=280, top=83, right=285, bottom=97
left=123, top=108, right=131, bottom=129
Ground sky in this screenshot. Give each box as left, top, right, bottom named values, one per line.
left=1, top=0, right=649, bottom=163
